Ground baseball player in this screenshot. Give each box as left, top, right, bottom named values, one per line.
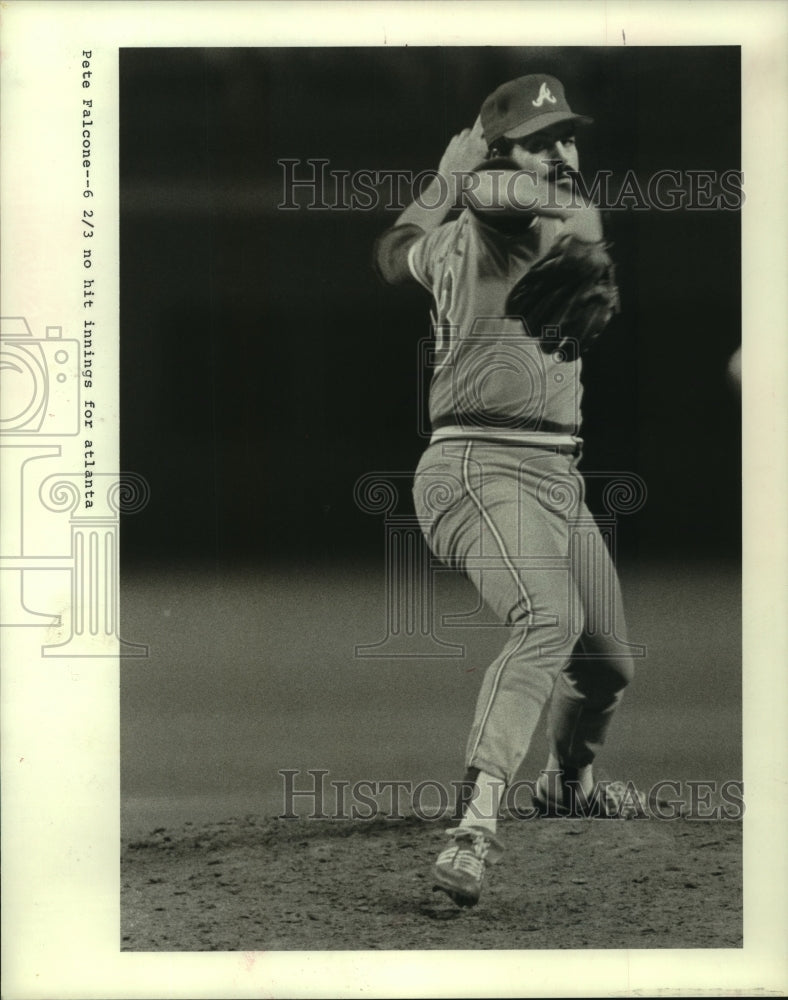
left=374, top=74, right=640, bottom=907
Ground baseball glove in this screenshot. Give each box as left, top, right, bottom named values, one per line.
left=506, top=233, right=621, bottom=355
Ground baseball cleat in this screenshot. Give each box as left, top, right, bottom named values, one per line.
left=533, top=773, right=648, bottom=819
left=595, top=780, right=648, bottom=818
left=531, top=768, right=589, bottom=817
left=431, top=826, right=504, bottom=907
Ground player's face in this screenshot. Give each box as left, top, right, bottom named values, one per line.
left=509, top=125, right=579, bottom=188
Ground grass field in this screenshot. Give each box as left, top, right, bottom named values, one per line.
left=120, top=558, right=741, bottom=836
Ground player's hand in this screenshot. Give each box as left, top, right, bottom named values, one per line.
left=438, top=116, right=487, bottom=180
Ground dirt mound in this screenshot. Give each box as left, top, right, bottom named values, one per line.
left=122, top=813, right=741, bottom=951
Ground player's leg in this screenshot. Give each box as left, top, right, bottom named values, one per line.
left=414, top=442, right=582, bottom=905
left=462, top=594, right=579, bottom=792
left=428, top=526, right=578, bottom=903
left=537, top=512, right=637, bottom=814
left=415, top=442, right=583, bottom=798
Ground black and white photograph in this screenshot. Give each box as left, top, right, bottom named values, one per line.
left=1, top=3, right=787, bottom=998
left=120, top=42, right=746, bottom=950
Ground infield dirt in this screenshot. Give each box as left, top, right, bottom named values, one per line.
left=122, top=812, right=741, bottom=951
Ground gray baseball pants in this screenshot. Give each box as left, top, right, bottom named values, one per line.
left=412, top=438, right=636, bottom=786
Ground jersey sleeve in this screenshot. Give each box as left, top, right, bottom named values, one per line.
left=373, top=219, right=459, bottom=292
left=405, top=221, right=458, bottom=292
left=372, top=223, right=427, bottom=286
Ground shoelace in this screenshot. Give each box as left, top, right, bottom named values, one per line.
left=437, top=830, right=490, bottom=874
left=436, top=842, right=486, bottom=879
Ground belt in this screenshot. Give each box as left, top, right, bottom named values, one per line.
left=429, top=424, right=582, bottom=452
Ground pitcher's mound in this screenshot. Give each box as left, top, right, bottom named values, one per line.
left=122, top=813, right=741, bottom=951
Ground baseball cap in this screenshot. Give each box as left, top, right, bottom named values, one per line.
left=480, top=74, right=593, bottom=146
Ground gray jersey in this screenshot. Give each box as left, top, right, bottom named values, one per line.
left=407, top=209, right=583, bottom=435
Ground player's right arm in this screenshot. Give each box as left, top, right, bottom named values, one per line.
left=373, top=119, right=488, bottom=286
left=466, top=170, right=603, bottom=242
left=373, top=119, right=603, bottom=285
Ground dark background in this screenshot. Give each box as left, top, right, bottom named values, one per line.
left=119, top=46, right=741, bottom=569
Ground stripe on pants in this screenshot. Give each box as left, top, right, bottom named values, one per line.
left=462, top=441, right=534, bottom=767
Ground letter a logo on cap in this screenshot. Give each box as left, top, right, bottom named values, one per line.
left=532, top=82, right=557, bottom=108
